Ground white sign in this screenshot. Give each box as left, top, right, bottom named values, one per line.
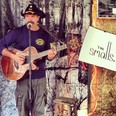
left=112, top=8, right=116, bottom=14
left=78, top=26, right=116, bottom=71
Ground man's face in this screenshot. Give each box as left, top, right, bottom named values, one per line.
left=24, top=14, right=40, bottom=25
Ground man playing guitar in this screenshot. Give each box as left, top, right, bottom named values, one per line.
left=0, top=2, right=57, bottom=116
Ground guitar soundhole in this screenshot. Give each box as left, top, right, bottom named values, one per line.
left=14, top=61, right=19, bottom=70
left=25, top=56, right=29, bottom=64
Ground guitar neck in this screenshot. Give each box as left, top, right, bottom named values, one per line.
left=32, top=50, right=48, bottom=60
left=32, top=44, right=67, bottom=61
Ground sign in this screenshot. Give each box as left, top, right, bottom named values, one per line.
left=78, top=26, right=116, bottom=71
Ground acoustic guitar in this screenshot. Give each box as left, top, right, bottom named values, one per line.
left=1, top=44, right=67, bottom=81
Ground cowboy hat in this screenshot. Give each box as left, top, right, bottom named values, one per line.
left=21, top=3, right=46, bottom=18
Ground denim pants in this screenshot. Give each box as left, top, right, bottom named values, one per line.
left=15, top=78, right=46, bottom=116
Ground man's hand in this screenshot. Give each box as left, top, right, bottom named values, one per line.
left=47, top=49, right=57, bottom=60
left=12, top=52, right=25, bottom=65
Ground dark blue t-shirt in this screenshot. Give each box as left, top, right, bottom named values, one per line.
left=0, top=25, right=53, bottom=79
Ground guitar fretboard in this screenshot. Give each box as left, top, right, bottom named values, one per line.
left=32, top=44, right=67, bottom=61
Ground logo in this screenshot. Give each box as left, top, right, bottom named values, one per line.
left=35, top=38, right=44, bottom=45
left=89, top=41, right=115, bottom=62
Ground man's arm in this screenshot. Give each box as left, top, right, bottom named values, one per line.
left=2, top=48, right=25, bottom=65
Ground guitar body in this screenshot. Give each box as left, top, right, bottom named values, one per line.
left=1, top=47, right=38, bottom=81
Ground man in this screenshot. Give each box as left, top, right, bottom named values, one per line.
left=0, top=2, right=57, bottom=116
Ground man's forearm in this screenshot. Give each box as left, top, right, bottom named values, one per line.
left=2, top=48, right=15, bottom=59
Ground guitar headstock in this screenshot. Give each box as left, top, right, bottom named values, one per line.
left=50, top=42, right=67, bottom=52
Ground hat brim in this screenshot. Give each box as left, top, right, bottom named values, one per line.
left=21, top=9, right=46, bottom=18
